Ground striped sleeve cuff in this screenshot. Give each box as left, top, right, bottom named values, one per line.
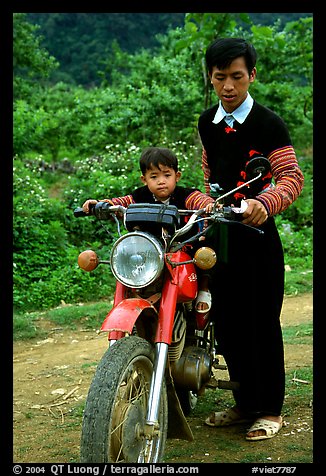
left=256, top=146, right=304, bottom=216
left=202, top=148, right=211, bottom=195
left=100, top=195, right=135, bottom=207
left=185, top=190, right=214, bottom=210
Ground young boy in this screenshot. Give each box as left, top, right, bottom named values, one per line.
left=82, top=146, right=214, bottom=316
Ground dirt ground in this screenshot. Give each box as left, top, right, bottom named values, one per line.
left=13, top=293, right=313, bottom=464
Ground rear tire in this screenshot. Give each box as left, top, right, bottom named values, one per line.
left=80, top=336, right=168, bottom=463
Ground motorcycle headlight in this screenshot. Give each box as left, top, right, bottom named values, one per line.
left=110, top=232, right=164, bottom=288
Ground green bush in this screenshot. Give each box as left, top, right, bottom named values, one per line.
left=13, top=139, right=313, bottom=313
left=20, top=252, right=115, bottom=310
left=14, top=17, right=312, bottom=161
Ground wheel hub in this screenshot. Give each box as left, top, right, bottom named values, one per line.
left=112, top=400, right=146, bottom=462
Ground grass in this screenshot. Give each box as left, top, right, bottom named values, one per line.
left=13, top=289, right=313, bottom=342
left=284, top=270, right=313, bottom=296
left=13, top=299, right=113, bottom=340
left=189, top=356, right=312, bottom=422
left=282, top=323, right=313, bottom=343
left=13, top=312, right=46, bottom=340
left=163, top=363, right=313, bottom=463
left=42, top=300, right=113, bottom=328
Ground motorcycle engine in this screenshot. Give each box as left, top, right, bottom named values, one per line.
left=169, top=308, right=212, bottom=392
left=171, top=346, right=212, bottom=392
left=168, top=307, right=187, bottom=362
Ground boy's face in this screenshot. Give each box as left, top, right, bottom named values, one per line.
left=209, top=56, right=256, bottom=113
left=141, top=164, right=181, bottom=201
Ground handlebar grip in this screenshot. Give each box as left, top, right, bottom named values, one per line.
left=74, top=207, right=87, bottom=217
left=222, top=206, right=244, bottom=221
left=74, top=202, right=97, bottom=217
left=74, top=202, right=123, bottom=220
left=94, top=201, right=116, bottom=219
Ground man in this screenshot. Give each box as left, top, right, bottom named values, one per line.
left=198, top=37, right=304, bottom=441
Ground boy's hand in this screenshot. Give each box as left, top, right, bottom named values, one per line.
left=205, top=202, right=216, bottom=213
left=82, top=199, right=98, bottom=213
left=205, top=201, right=222, bottom=213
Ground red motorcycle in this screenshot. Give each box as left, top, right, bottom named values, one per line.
left=74, top=157, right=270, bottom=463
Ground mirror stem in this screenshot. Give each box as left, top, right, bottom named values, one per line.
left=213, top=172, right=262, bottom=211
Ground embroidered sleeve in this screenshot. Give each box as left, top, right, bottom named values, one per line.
left=100, top=195, right=135, bottom=207
left=202, top=148, right=211, bottom=195
left=185, top=189, right=214, bottom=210
left=256, top=146, right=304, bottom=216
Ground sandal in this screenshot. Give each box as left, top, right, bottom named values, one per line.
left=205, top=407, right=252, bottom=427
left=195, top=290, right=211, bottom=330
left=246, top=418, right=283, bottom=441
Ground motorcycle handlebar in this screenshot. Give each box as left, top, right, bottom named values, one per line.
left=74, top=200, right=263, bottom=236
left=74, top=201, right=245, bottom=222
left=74, top=207, right=87, bottom=217
left=74, top=203, right=126, bottom=219
left=179, top=200, right=247, bottom=221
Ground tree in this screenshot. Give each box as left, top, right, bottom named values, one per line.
left=13, top=13, right=58, bottom=100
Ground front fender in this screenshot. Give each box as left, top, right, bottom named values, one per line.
left=100, top=298, right=158, bottom=335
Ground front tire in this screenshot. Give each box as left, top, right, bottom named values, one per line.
left=80, top=336, right=168, bottom=463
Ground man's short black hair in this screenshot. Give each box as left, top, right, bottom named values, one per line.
left=205, top=37, right=257, bottom=75
left=140, top=147, right=178, bottom=174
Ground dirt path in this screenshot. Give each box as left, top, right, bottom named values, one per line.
left=13, top=293, right=313, bottom=464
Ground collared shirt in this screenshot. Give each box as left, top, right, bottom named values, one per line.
left=212, top=92, right=254, bottom=128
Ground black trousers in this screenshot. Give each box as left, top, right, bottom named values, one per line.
left=207, top=217, right=285, bottom=416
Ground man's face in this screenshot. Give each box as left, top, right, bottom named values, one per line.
left=209, top=56, right=256, bottom=113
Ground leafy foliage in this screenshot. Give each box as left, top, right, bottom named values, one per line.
left=13, top=141, right=313, bottom=312
left=13, top=13, right=58, bottom=100
left=25, top=13, right=187, bottom=87
left=247, top=19, right=313, bottom=149
left=24, top=13, right=311, bottom=88
left=13, top=13, right=313, bottom=312
left=14, top=14, right=312, bottom=159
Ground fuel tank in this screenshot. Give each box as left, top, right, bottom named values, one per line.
left=171, top=250, right=198, bottom=302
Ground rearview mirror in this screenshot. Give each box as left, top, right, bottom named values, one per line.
left=245, top=156, right=271, bottom=180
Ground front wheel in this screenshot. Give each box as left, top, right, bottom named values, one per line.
left=80, top=336, right=168, bottom=463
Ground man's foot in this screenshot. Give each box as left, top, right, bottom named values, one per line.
left=246, top=415, right=283, bottom=441
left=196, top=302, right=209, bottom=311
left=195, top=290, right=211, bottom=330
left=195, top=290, right=211, bottom=311
left=205, top=406, right=252, bottom=427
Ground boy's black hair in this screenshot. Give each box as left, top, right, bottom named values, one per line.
left=140, top=147, right=178, bottom=174
left=205, top=37, right=257, bottom=75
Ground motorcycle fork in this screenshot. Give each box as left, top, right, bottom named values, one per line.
left=144, top=272, right=178, bottom=437
left=144, top=342, right=169, bottom=437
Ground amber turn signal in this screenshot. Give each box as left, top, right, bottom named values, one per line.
left=78, top=250, right=99, bottom=272
left=194, top=247, right=217, bottom=270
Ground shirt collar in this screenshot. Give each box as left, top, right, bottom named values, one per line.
left=212, top=93, right=254, bottom=125
left=153, top=194, right=170, bottom=204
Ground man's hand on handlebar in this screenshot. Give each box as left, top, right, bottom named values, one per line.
left=242, top=199, right=268, bottom=227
